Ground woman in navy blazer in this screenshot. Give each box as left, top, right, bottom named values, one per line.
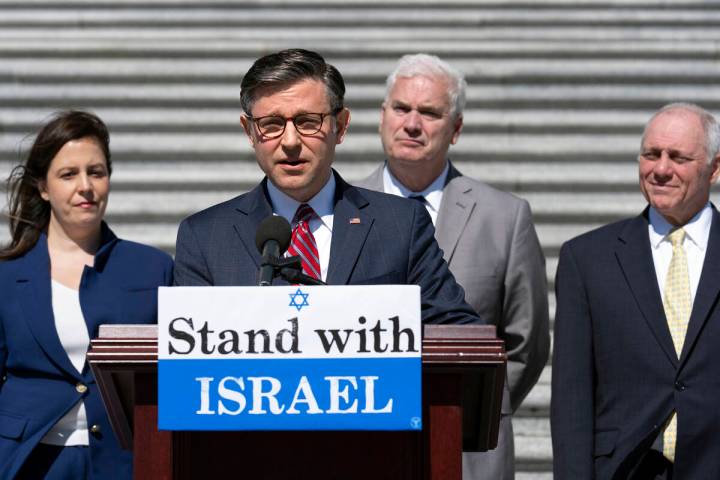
left=0, top=111, right=173, bottom=479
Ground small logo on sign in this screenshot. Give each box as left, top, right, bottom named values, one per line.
left=289, top=288, right=310, bottom=311
left=410, top=417, right=422, bottom=429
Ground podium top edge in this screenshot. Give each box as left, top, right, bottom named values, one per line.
left=98, top=324, right=159, bottom=339
left=422, top=324, right=496, bottom=339
left=97, top=324, right=497, bottom=341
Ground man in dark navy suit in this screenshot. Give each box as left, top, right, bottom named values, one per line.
left=552, top=103, right=720, bottom=479
left=173, top=48, right=479, bottom=325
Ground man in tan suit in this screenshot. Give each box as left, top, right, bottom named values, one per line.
left=357, top=53, right=549, bottom=479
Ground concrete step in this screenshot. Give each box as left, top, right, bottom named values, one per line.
left=1, top=107, right=716, bottom=136
left=517, top=367, right=552, bottom=417
left=1, top=6, right=720, bottom=29
left=0, top=188, right=652, bottom=220
left=0, top=131, right=646, bottom=164
left=2, top=40, right=720, bottom=60
left=515, top=405, right=553, bottom=473
left=3, top=25, right=720, bottom=43
left=3, top=83, right=720, bottom=112
left=0, top=106, right=668, bottom=131
left=0, top=158, right=645, bottom=191
left=0, top=170, right=593, bottom=220
left=0, top=0, right=716, bottom=6
left=515, top=417, right=551, bottom=438
left=517, top=474, right=553, bottom=480
left=515, top=435, right=553, bottom=472
left=5, top=58, right=720, bottom=83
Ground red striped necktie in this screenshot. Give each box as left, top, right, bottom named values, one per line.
left=287, top=204, right=321, bottom=280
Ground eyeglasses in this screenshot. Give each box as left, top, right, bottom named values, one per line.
left=247, top=109, right=342, bottom=139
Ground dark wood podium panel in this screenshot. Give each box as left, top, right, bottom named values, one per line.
left=174, top=431, right=421, bottom=479
left=423, top=325, right=506, bottom=453
left=89, top=324, right=505, bottom=480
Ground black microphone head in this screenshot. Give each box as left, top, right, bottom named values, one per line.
left=255, top=215, right=292, bottom=254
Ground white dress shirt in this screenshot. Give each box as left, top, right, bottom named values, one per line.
left=382, top=162, right=449, bottom=226
left=41, top=280, right=89, bottom=446
left=266, top=175, right=335, bottom=282
left=648, top=203, right=712, bottom=305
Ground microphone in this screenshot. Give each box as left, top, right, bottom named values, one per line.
left=255, top=216, right=292, bottom=286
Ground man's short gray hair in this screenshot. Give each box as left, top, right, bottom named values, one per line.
left=385, top=54, right=467, bottom=118
left=641, top=102, right=720, bottom=164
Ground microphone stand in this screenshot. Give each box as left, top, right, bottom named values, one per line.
left=260, top=255, right=326, bottom=286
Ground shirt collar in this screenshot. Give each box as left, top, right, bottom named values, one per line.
left=266, top=174, right=336, bottom=231
left=648, top=202, right=712, bottom=251
left=93, top=221, right=119, bottom=271
left=382, top=161, right=449, bottom=214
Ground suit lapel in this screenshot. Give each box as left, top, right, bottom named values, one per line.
left=435, top=163, right=475, bottom=262
left=15, top=236, right=83, bottom=380
left=327, top=173, right=374, bottom=285
left=361, top=164, right=384, bottom=191
left=615, top=212, right=678, bottom=367
left=233, top=180, right=273, bottom=270
left=679, top=207, right=720, bottom=367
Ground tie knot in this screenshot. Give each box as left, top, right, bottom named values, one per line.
left=668, top=228, right=686, bottom=248
left=294, top=204, right=315, bottom=224
left=408, top=194, right=427, bottom=205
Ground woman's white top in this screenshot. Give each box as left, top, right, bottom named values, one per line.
left=40, top=280, right=90, bottom=446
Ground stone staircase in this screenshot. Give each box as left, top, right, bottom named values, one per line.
left=3, top=1, right=720, bottom=478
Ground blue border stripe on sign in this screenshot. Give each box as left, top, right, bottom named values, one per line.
left=158, top=358, right=421, bottom=431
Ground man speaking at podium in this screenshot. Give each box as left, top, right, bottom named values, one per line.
left=173, top=48, right=480, bottom=325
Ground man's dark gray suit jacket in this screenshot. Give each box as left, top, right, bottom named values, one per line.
left=174, top=171, right=480, bottom=325
left=552, top=207, right=720, bottom=479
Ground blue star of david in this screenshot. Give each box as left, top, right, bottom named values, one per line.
left=288, top=288, right=310, bottom=311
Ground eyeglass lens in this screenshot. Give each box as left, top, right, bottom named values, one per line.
left=256, top=113, right=325, bottom=137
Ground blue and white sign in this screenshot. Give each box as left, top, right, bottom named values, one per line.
left=158, top=285, right=421, bottom=431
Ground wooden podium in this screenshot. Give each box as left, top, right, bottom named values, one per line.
left=88, top=324, right=505, bottom=480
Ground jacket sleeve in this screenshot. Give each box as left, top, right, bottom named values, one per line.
left=162, top=251, right=174, bottom=286
left=0, top=312, right=6, bottom=393
left=407, top=201, right=482, bottom=325
left=174, top=218, right=213, bottom=286
left=502, top=200, right=550, bottom=411
left=551, top=241, right=595, bottom=479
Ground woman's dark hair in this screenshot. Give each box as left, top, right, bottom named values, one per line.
left=0, top=110, right=111, bottom=260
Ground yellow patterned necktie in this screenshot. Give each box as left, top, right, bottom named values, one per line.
left=662, top=227, right=691, bottom=462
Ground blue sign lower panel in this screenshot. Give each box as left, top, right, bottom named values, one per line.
left=158, top=358, right=421, bottom=431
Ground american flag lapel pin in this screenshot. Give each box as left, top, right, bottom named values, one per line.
left=349, top=217, right=361, bottom=224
